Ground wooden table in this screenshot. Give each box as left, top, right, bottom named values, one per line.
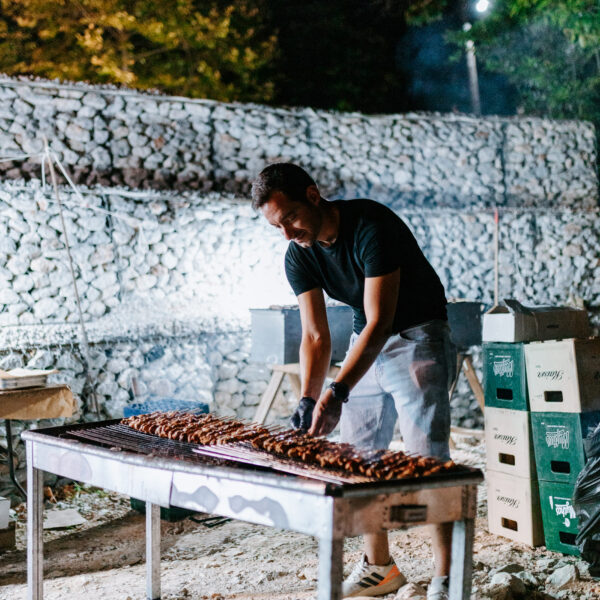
left=0, top=385, right=75, bottom=497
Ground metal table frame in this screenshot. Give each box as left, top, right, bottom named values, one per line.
left=23, top=429, right=482, bottom=600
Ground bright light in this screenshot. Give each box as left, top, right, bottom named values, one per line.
left=475, top=0, right=490, bottom=13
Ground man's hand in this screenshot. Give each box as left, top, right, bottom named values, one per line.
left=290, top=396, right=316, bottom=431
left=308, top=388, right=343, bottom=437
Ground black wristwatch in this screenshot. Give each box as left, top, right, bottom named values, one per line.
left=328, top=381, right=350, bottom=403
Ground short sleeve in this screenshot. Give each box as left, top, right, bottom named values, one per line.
left=285, top=244, right=321, bottom=296
left=356, top=217, right=403, bottom=278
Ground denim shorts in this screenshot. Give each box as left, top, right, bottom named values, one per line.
left=339, top=320, right=455, bottom=461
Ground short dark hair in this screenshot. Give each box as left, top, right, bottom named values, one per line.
left=251, top=163, right=316, bottom=210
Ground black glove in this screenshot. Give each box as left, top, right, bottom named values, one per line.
left=290, top=396, right=316, bottom=432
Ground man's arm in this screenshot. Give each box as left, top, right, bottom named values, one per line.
left=298, top=288, right=332, bottom=398
left=309, top=268, right=400, bottom=436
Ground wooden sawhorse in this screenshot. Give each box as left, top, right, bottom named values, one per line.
left=449, top=352, right=485, bottom=447
left=254, top=363, right=340, bottom=424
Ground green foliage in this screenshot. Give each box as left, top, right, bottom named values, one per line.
left=448, top=0, right=600, bottom=123
left=404, top=0, right=448, bottom=26
left=0, top=0, right=444, bottom=110
left=0, top=0, right=276, bottom=101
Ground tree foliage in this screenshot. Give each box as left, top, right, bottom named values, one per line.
left=0, top=0, right=450, bottom=110
left=0, top=0, right=277, bottom=101
left=448, top=0, right=600, bottom=123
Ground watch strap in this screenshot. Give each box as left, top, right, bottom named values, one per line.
left=328, top=381, right=349, bottom=403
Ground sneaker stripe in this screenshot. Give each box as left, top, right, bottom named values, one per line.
left=369, top=573, right=384, bottom=582
left=376, top=564, right=400, bottom=587
left=359, top=577, right=381, bottom=587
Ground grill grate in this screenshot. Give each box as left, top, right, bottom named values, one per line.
left=65, top=423, right=359, bottom=483
left=60, top=422, right=480, bottom=487
left=192, top=443, right=368, bottom=484
left=65, top=423, right=223, bottom=466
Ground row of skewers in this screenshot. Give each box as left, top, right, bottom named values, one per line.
left=122, top=411, right=458, bottom=481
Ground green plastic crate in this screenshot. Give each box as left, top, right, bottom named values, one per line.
left=483, top=342, right=529, bottom=410
left=531, top=411, right=600, bottom=484
left=539, top=480, right=580, bottom=556
left=130, top=497, right=195, bottom=522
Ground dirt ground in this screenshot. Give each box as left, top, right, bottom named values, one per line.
left=1, top=438, right=599, bottom=600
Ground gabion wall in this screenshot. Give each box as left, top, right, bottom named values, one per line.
left=0, top=77, right=597, bottom=206
left=0, top=182, right=290, bottom=327
left=2, top=181, right=599, bottom=331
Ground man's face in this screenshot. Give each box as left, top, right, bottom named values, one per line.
left=261, top=189, right=322, bottom=248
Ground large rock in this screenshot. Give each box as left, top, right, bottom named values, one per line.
left=515, top=571, right=539, bottom=588
left=216, top=378, right=240, bottom=394
left=218, top=361, right=239, bottom=380
left=238, top=364, right=270, bottom=382
left=0, top=288, right=20, bottom=304
left=545, top=564, right=579, bottom=589
left=106, top=358, right=130, bottom=375
left=27, top=349, right=55, bottom=369
left=96, top=378, right=119, bottom=397
left=489, top=564, right=526, bottom=578
left=33, top=297, right=58, bottom=320
left=56, top=353, right=84, bottom=373
left=65, top=123, right=91, bottom=143
left=485, top=572, right=527, bottom=599
left=0, top=354, right=24, bottom=370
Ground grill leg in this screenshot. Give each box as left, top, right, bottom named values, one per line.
left=26, top=441, right=44, bottom=600
left=317, top=535, right=344, bottom=600
left=449, top=517, right=475, bottom=600
left=146, top=502, right=161, bottom=600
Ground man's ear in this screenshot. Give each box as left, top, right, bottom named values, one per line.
left=306, top=185, right=320, bottom=206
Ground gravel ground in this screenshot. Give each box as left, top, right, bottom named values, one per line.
left=0, top=438, right=599, bottom=600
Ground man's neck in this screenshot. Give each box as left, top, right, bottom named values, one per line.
left=317, top=200, right=340, bottom=247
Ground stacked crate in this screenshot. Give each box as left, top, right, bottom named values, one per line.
left=525, top=338, right=600, bottom=556
left=484, top=342, right=545, bottom=546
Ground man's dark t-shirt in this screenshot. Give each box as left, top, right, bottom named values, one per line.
left=285, top=199, right=447, bottom=334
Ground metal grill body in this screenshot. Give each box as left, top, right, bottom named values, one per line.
left=23, top=421, right=483, bottom=600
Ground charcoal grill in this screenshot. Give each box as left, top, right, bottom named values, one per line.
left=23, top=420, right=483, bottom=600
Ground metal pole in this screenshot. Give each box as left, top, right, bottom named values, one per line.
left=466, top=39, right=481, bottom=116
left=462, top=21, right=482, bottom=116
left=317, top=498, right=344, bottom=600
left=449, top=518, right=475, bottom=600
left=318, top=536, right=344, bottom=600
left=26, top=441, right=44, bottom=600
left=146, top=501, right=161, bottom=600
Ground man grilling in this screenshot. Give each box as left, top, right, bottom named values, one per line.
left=251, top=162, right=455, bottom=600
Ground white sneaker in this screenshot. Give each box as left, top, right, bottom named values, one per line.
left=426, top=576, right=449, bottom=600
left=342, top=555, right=406, bottom=598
